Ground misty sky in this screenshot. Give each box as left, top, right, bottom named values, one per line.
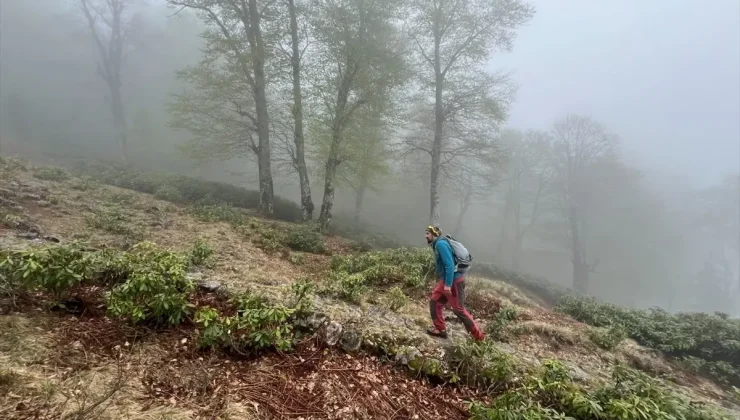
left=494, top=0, right=740, bottom=188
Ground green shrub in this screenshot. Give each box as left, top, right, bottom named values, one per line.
left=33, top=167, right=69, bottom=182
left=192, top=306, right=225, bottom=349
left=154, top=184, right=184, bottom=203
left=350, top=240, right=373, bottom=253
left=469, top=362, right=732, bottom=420
left=0, top=156, right=28, bottom=177
left=288, top=253, right=305, bottom=265
left=85, top=208, right=142, bottom=238
left=321, top=247, right=434, bottom=303
left=188, top=239, right=215, bottom=268
left=1, top=213, right=24, bottom=229
left=47, top=195, right=60, bottom=206
left=283, top=224, right=326, bottom=254
left=324, top=272, right=367, bottom=304
left=0, top=241, right=199, bottom=326
left=251, top=225, right=286, bottom=252
left=588, top=325, right=627, bottom=350
left=69, top=176, right=98, bottom=191
left=289, top=278, right=315, bottom=317
left=330, top=248, right=434, bottom=288
left=72, top=161, right=302, bottom=222
left=556, top=294, right=740, bottom=386
left=107, top=191, right=137, bottom=205
left=246, top=222, right=327, bottom=255
left=486, top=306, right=520, bottom=342
left=105, top=242, right=194, bottom=326
left=0, top=243, right=97, bottom=298
left=448, top=340, right=518, bottom=389
left=385, top=286, right=409, bottom=311
left=189, top=204, right=246, bottom=226
left=194, top=284, right=314, bottom=353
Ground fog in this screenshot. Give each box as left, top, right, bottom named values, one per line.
left=1, top=0, right=738, bottom=316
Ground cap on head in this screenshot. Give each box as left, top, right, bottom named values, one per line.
left=426, top=225, right=442, bottom=238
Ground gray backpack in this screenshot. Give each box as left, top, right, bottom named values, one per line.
left=442, top=235, right=472, bottom=273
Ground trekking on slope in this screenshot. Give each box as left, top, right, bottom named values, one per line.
left=424, top=225, right=485, bottom=341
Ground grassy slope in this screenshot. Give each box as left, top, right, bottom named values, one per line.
left=1, top=158, right=738, bottom=419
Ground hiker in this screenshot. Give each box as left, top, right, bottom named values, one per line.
left=425, top=225, right=485, bottom=341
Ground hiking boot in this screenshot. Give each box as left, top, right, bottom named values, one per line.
left=426, top=327, right=448, bottom=339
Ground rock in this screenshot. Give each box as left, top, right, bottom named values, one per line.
left=19, top=181, right=49, bottom=194
left=340, top=329, right=362, bottom=352
left=0, top=188, right=17, bottom=199
left=17, top=232, right=39, bottom=240
left=564, top=361, right=592, bottom=383
left=324, top=321, right=343, bottom=346
left=198, top=280, right=224, bottom=293
left=36, top=201, right=51, bottom=208
left=43, top=235, right=61, bottom=243
left=71, top=341, right=83, bottom=351
left=395, top=346, right=422, bottom=366
left=301, top=313, right=328, bottom=331
left=20, top=193, right=42, bottom=201
left=22, top=223, right=42, bottom=235
left=0, top=197, right=21, bottom=210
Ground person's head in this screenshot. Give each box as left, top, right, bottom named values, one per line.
left=425, top=225, right=442, bottom=244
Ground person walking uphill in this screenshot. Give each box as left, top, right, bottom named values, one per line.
left=425, top=225, right=485, bottom=341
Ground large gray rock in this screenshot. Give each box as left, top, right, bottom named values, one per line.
left=198, top=280, right=224, bottom=293
left=340, top=329, right=362, bottom=352
left=564, top=361, right=592, bottom=383
left=395, top=346, right=422, bottom=366
left=301, top=312, right=328, bottom=331
left=324, top=321, right=343, bottom=346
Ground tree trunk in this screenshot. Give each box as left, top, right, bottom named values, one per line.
left=496, top=181, right=515, bottom=260
left=512, top=234, right=523, bottom=271
left=512, top=187, right=522, bottom=270
left=453, top=193, right=471, bottom=236
left=354, top=185, right=366, bottom=225
left=318, top=154, right=339, bottom=230
left=318, top=63, right=353, bottom=230
left=569, top=205, right=589, bottom=293
left=429, top=14, right=443, bottom=225
left=248, top=0, right=274, bottom=216
left=109, top=84, right=128, bottom=163
left=287, top=0, right=313, bottom=222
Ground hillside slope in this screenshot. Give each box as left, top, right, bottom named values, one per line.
left=1, top=156, right=738, bottom=420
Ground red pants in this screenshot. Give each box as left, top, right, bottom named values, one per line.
left=430, top=276, right=484, bottom=341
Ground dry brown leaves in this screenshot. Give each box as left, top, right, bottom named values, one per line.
left=139, top=343, right=478, bottom=420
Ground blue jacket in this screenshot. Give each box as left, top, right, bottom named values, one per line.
left=432, top=238, right=463, bottom=287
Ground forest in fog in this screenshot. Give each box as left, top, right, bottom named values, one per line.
left=1, top=0, right=738, bottom=316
